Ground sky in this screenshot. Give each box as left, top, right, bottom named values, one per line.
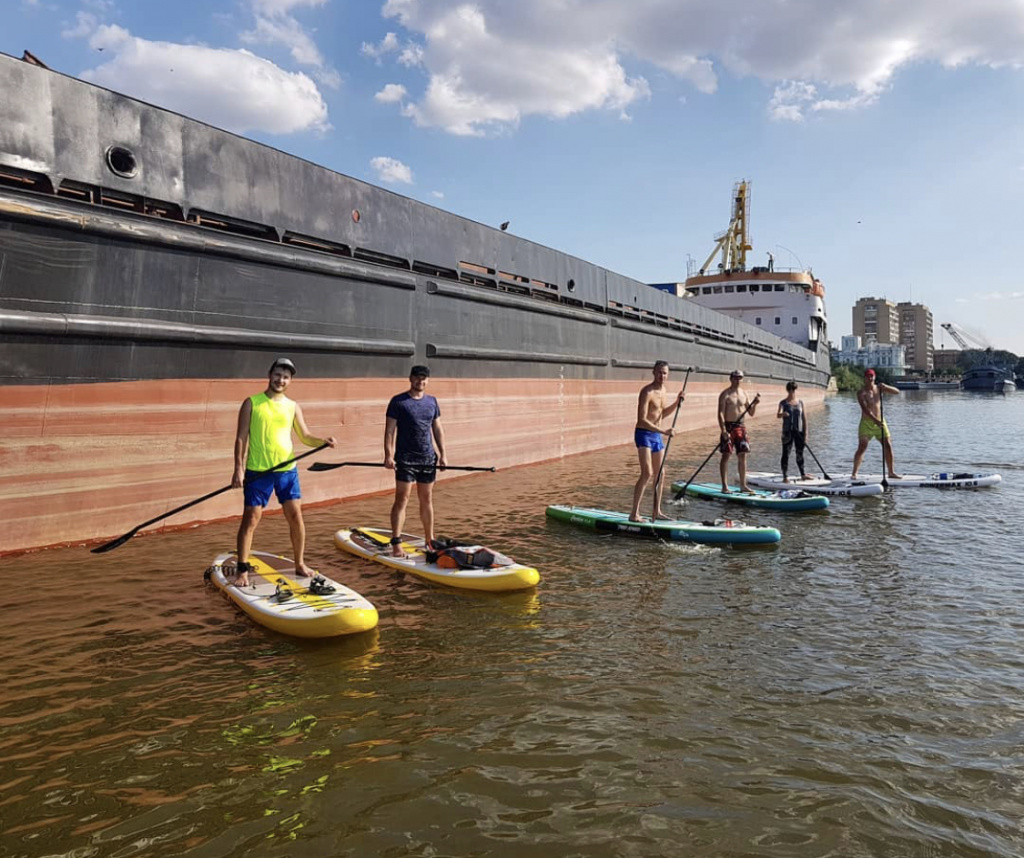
left=6, top=0, right=1024, bottom=353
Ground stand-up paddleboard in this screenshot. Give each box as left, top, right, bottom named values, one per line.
left=206, top=551, right=378, bottom=638
left=334, top=528, right=540, bottom=592
left=746, top=472, right=884, bottom=497
left=829, top=471, right=1002, bottom=489
left=545, top=505, right=781, bottom=545
left=672, top=481, right=830, bottom=511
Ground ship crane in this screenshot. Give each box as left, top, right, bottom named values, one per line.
left=696, top=180, right=753, bottom=275
left=941, top=322, right=989, bottom=351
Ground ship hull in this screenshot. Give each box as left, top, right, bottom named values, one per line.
left=0, top=53, right=829, bottom=553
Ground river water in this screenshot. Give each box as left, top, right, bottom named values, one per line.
left=2, top=390, right=1022, bottom=858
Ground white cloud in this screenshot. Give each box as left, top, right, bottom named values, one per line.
left=431, top=190, right=444, bottom=199
left=80, top=25, right=329, bottom=135
left=242, top=0, right=339, bottom=88
left=61, top=11, right=98, bottom=39
left=371, top=156, right=414, bottom=184
left=378, top=0, right=1024, bottom=132
left=362, top=32, right=399, bottom=61
left=375, top=83, right=407, bottom=103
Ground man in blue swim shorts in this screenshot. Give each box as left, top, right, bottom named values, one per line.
left=630, top=360, right=685, bottom=522
left=231, top=358, right=337, bottom=586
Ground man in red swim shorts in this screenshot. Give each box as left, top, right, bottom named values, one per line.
left=718, top=370, right=760, bottom=493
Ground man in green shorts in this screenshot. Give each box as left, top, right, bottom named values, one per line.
left=232, top=357, right=336, bottom=586
left=852, top=368, right=901, bottom=480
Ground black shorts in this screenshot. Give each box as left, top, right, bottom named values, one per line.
left=396, top=461, right=437, bottom=484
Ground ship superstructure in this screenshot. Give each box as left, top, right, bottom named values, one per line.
left=652, top=182, right=828, bottom=352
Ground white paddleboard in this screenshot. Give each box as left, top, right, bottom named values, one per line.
left=831, top=472, right=1002, bottom=489
left=746, top=472, right=884, bottom=497
left=206, top=551, right=378, bottom=638
left=335, top=528, right=540, bottom=592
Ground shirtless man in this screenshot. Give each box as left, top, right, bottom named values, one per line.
left=718, top=370, right=760, bottom=493
left=630, top=360, right=685, bottom=521
left=852, top=368, right=902, bottom=479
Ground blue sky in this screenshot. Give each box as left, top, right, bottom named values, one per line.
left=7, top=0, right=1024, bottom=353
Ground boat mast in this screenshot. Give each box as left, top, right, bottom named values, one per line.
left=698, top=181, right=752, bottom=275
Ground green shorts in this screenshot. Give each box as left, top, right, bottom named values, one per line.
left=858, top=416, right=890, bottom=441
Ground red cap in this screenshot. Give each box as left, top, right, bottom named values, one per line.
left=864, top=368, right=876, bottom=378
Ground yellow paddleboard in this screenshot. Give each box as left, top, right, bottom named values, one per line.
left=207, top=551, right=378, bottom=638
left=334, top=528, right=540, bottom=592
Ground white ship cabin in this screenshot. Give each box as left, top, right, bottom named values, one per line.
left=650, top=270, right=827, bottom=350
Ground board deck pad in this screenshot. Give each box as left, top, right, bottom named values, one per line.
left=545, top=505, right=781, bottom=544
left=334, top=528, right=540, bottom=592
left=207, top=550, right=378, bottom=638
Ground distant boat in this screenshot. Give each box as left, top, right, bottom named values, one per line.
left=961, top=365, right=1016, bottom=392
left=894, top=380, right=959, bottom=391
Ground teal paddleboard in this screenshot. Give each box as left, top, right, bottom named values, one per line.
left=545, top=505, right=781, bottom=545
left=672, top=481, right=829, bottom=511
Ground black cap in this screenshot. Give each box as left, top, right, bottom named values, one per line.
left=270, top=357, right=297, bottom=375
left=410, top=365, right=430, bottom=378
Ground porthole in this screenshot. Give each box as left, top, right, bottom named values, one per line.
left=105, top=145, right=138, bottom=179
left=567, top=279, right=576, bottom=292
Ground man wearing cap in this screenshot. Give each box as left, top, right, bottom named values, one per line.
left=384, top=365, right=448, bottom=557
left=852, top=368, right=901, bottom=479
left=718, top=370, right=760, bottom=493
left=231, top=358, right=336, bottom=586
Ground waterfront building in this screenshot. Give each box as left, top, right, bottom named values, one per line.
left=853, top=297, right=899, bottom=346
left=897, top=302, right=934, bottom=372
left=833, top=335, right=907, bottom=375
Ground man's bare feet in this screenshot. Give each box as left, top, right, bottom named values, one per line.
left=889, top=473, right=903, bottom=479
left=628, top=516, right=644, bottom=523
left=294, top=563, right=314, bottom=578
left=720, top=486, right=731, bottom=494
left=654, top=513, right=674, bottom=521
left=782, top=477, right=791, bottom=483
left=390, top=543, right=408, bottom=558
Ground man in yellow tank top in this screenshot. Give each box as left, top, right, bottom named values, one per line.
left=231, top=357, right=336, bottom=586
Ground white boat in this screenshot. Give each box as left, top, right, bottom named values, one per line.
left=997, top=379, right=1016, bottom=394
left=650, top=181, right=828, bottom=353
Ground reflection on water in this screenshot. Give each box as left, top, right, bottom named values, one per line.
left=2, top=391, right=1023, bottom=856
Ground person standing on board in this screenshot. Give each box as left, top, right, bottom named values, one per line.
left=630, top=360, right=685, bottom=521
left=384, top=365, right=448, bottom=557
left=718, top=370, right=760, bottom=493
left=852, top=368, right=902, bottom=479
left=232, top=357, right=336, bottom=587
left=767, top=251, right=775, bottom=272
left=778, top=381, right=810, bottom=482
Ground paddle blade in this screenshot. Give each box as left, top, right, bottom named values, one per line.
left=91, top=530, right=138, bottom=554
left=308, top=462, right=346, bottom=471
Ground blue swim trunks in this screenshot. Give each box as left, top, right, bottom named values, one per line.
left=634, top=428, right=666, bottom=453
left=243, top=467, right=301, bottom=507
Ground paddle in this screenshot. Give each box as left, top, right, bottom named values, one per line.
left=673, top=395, right=757, bottom=501
left=651, top=367, right=693, bottom=507
left=90, top=443, right=330, bottom=554
left=878, top=384, right=889, bottom=490
left=309, top=461, right=495, bottom=473
left=803, top=441, right=832, bottom=481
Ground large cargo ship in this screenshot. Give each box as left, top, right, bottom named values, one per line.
left=0, top=52, right=830, bottom=554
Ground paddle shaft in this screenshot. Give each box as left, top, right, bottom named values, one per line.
left=803, top=440, right=831, bottom=481
left=308, top=461, right=495, bottom=473
left=673, top=395, right=757, bottom=500
left=879, top=386, right=889, bottom=490
left=91, top=443, right=330, bottom=554
left=651, top=368, right=692, bottom=504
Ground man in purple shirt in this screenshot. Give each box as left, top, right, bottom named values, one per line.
left=384, top=365, right=448, bottom=556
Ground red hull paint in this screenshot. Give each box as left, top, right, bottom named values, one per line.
left=1, top=377, right=821, bottom=554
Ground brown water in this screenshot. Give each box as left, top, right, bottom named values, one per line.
left=2, top=391, right=1022, bottom=857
